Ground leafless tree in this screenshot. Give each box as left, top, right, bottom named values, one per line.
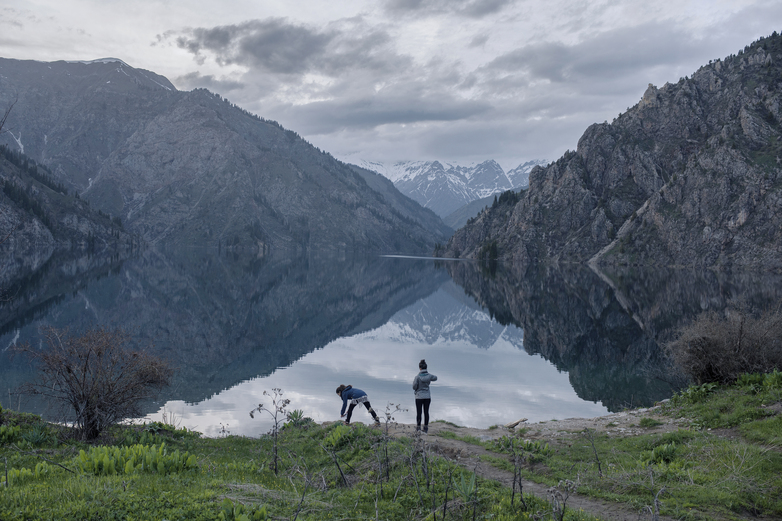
left=667, top=303, right=782, bottom=384
left=17, top=326, right=172, bottom=440
left=249, top=388, right=290, bottom=476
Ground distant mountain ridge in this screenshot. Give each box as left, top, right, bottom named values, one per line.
left=0, top=57, right=450, bottom=255
left=442, top=32, right=782, bottom=271
left=348, top=158, right=547, bottom=218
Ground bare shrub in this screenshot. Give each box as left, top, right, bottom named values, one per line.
left=667, top=305, right=782, bottom=384
left=18, top=326, right=172, bottom=440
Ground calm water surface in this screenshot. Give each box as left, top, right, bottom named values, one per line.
left=2, top=248, right=781, bottom=436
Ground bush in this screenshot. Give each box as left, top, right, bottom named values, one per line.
left=18, top=327, right=172, bottom=440
left=667, top=306, right=782, bottom=384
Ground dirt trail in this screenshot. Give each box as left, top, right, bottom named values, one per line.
left=374, top=404, right=684, bottom=521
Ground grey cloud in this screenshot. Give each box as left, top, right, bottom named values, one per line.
left=469, top=34, right=489, bottom=48
left=483, top=22, right=712, bottom=85
left=175, top=71, right=244, bottom=92
left=0, top=8, right=25, bottom=28
left=171, top=18, right=407, bottom=79
left=382, top=0, right=515, bottom=18
left=271, top=91, right=492, bottom=134
left=175, top=19, right=332, bottom=74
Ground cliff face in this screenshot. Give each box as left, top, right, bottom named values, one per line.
left=0, top=148, right=131, bottom=286
left=444, top=33, right=782, bottom=270
left=0, top=58, right=449, bottom=254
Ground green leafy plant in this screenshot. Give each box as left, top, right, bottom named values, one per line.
left=671, top=382, right=718, bottom=405
left=0, top=424, right=21, bottom=445
left=641, top=442, right=677, bottom=466
left=218, top=498, right=268, bottom=521
left=20, top=423, right=55, bottom=447
left=74, top=442, right=197, bottom=476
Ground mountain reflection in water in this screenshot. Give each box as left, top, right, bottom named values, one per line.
left=3, top=248, right=782, bottom=436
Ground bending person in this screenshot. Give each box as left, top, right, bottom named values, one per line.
left=336, top=384, right=380, bottom=425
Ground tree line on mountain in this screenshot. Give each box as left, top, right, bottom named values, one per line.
left=0, top=145, right=69, bottom=196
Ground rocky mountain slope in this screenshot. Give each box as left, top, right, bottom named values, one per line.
left=350, top=159, right=546, bottom=218
left=0, top=146, right=130, bottom=285
left=0, top=58, right=449, bottom=254
left=442, top=33, right=782, bottom=271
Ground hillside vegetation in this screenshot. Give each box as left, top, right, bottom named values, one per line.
left=2, top=373, right=782, bottom=520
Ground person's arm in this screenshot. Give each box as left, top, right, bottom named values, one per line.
left=340, top=393, right=349, bottom=416
left=412, top=375, right=420, bottom=392
left=431, top=374, right=438, bottom=382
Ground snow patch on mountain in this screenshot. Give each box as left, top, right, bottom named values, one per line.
left=345, top=158, right=547, bottom=218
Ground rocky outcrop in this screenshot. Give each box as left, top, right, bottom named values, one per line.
left=443, top=33, right=782, bottom=271
left=0, top=58, right=449, bottom=254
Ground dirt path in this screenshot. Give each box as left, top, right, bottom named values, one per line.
left=376, top=404, right=684, bottom=521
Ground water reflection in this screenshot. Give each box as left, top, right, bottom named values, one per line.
left=3, top=247, right=782, bottom=436
left=148, top=283, right=610, bottom=436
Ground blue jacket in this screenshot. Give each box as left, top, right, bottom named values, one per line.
left=413, top=371, right=438, bottom=399
left=339, top=386, right=368, bottom=416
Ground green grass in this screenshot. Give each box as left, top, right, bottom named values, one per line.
left=436, top=429, right=485, bottom=446
left=479, top=376, right=782, bottom=521
left=0, top=406, right=602, bottom=521
left=432, top=419, right=463, bottom=428
left=739, top=415, right=782, bottom=446
left=3, top=373, right=781, bottom=521
left=638, top=417, right=664, bottom=429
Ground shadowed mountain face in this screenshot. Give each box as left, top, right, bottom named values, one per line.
left=0, top=58, right=449, bottom=254
left=0, top=148, right=132, bottom=284
left=444, top=261, right=782, bottom=411
left=0, top=250, right=449, bottom=410
left=443, top=34, right=782, bottom=270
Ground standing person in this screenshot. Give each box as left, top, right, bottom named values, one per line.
left=413, top=359, right=437, bottom=433
left=336, top=384, right=380, bottom=425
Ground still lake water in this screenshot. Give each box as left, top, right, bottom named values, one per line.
left=3, top=248, right=782, bottom=436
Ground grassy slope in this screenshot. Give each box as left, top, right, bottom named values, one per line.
left=474, top=372, right=782, bottom=521
left=1, top=373, right=781, bottom=520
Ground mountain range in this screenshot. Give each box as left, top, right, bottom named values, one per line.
left=442, top=33, right=782, bottom=271
left=347, top=158, right=547, bottom=219
left=0, top=58, right=450, bottom=258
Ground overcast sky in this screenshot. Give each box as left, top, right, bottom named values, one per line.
left=1, top=1, right=780, bottom=169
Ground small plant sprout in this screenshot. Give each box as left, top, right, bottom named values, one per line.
left=249, top=388, right=291, bottom=475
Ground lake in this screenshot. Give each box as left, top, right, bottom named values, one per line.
left=3, top=248, right=781, bottom=436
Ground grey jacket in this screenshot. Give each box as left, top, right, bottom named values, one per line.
left=413, top=371, right=438, bottom=399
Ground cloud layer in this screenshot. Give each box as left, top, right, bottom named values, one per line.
left=1, top=0, right=780, bottom=167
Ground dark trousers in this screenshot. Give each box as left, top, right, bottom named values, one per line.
left=346, top=401, right=378, bottom=423
left=415, top=398, right=431, bottom=428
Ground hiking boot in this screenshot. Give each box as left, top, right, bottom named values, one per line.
left=423, top=426, right=428, bottom=434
